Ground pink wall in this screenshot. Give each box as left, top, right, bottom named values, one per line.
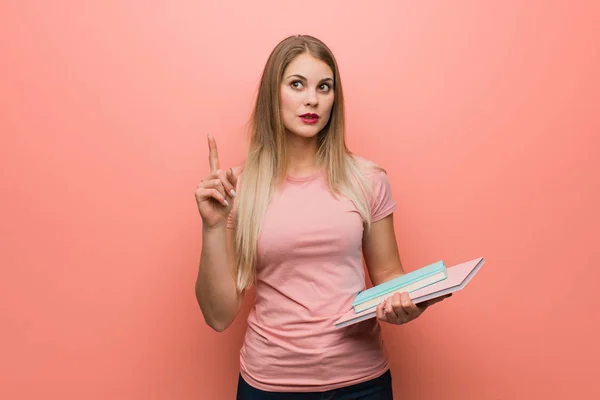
left=2, top=1, right=598, bottom=399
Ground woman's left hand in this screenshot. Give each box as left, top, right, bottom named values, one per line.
left=376, top=292, right=451, bottom=325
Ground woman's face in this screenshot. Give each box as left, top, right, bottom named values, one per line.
left=279, top=53, right=335, bottom=140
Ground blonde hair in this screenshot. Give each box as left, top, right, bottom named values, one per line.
left=234, top=35, right=383, bottom=291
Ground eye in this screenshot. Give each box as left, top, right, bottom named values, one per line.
left=319, top=83, right=332, bottom=92
left=291, top=81, right=304, bottom=89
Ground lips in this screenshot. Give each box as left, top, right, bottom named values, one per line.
left=299, top=113, right=319, bottom=124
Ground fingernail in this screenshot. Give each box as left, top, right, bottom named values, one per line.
left=224, top=199, right=229, bottom=206
left=230, top=189, right=236, bottom=197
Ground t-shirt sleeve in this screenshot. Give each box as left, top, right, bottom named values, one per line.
left=369, top=169, right=397, bottom=222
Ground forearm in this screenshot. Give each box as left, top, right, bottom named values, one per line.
left=370, top=264, right=404, bottom=286
left=195, top=225, right=242, bottom=331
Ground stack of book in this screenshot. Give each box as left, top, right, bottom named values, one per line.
left=334, top=257, right=485, bottom=329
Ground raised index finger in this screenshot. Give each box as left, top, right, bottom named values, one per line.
left=207, top=134, right=220, bottom=173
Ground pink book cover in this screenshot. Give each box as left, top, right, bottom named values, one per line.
left=334, top=257, right=485, bottom=329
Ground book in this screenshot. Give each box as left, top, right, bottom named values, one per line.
left=334, top=257, right=485, bottom=329
left=352, top=260, right=447, bottom=313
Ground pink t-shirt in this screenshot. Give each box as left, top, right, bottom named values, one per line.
left=227, top=162, right=396, bottom=392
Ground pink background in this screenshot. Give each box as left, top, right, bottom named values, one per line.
left=2, top=1, right=598, bottom=399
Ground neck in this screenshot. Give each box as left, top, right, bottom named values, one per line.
left=285, top=133, right=319, bottom=177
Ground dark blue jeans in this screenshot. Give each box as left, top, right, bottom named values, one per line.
left=236, top=370, right=393, bottom=400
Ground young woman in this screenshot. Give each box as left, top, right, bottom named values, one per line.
left=195, top=35, right=448, bottom=400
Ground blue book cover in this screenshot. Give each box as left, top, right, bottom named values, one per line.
left=352, top=260, right=447, bottom=306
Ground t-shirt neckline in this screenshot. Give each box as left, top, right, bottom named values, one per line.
left=285, top=169, right=322, bottom=182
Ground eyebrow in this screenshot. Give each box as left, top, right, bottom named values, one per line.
left=286, top=74, right=334, bottom=83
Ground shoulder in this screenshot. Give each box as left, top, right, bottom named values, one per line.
left=350, top=154, right=396, bottom=220
left=350, top=154, right=389, bottom=182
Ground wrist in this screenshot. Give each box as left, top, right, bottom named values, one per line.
left=202, top=222, right=227, bottom=234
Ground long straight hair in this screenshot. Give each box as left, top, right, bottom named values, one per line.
left=234, top=35, right=382, bottom=291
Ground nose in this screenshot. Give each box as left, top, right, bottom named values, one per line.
left=304, top=89, right=318, bottom=108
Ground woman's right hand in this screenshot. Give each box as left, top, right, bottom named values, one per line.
left=195, top=134, right=239, bottom=229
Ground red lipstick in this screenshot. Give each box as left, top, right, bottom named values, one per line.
left=299, top=113, right=319, bottom=124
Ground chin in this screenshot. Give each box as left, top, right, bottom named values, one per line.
left=287, top=123, right=328, bottom=139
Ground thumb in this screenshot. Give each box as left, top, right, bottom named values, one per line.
left=227, top=165, right=243, bottom=188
